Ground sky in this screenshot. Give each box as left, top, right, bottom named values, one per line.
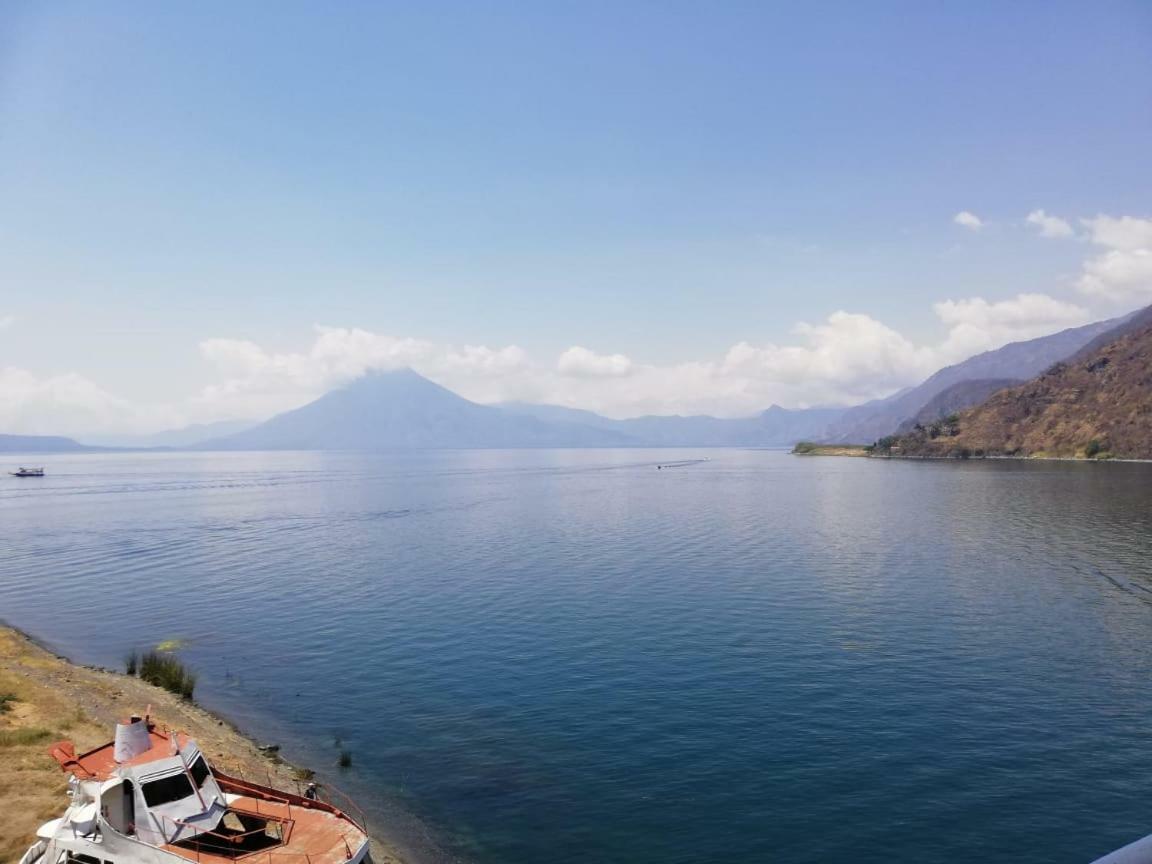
left=1, top=1, right=1150, bottom=435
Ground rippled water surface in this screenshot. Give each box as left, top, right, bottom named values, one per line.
left=5, top=449, right=1152, bottom=863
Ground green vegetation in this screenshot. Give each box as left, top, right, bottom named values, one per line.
left=870, top=435, right=900, bottom=454
left=792, top=442, right=870, bottom=457
left=0, top=692, right=16, bottom=714
left=139, top=650, right=197, bottom=700
left=0, top=727, right=53, bottom=747
left=1085, top=439, right=1103, bottom=458
left=913, top=414, right=961, bottom=440
left=124, top=649, right=139, bottom=676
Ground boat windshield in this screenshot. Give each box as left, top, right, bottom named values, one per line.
left=143, top=773, right=195, bottom=806
left=189, top=755, right=211, bottom=787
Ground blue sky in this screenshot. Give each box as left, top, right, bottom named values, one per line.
left=1, top=1, right=1150, bottom=433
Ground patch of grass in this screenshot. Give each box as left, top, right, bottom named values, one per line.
left=0, top=727, right=54, bottom=747
left=124, top=649, right=139, bottom=676
left=139, top=651, right=197, bottom=700
left=0, top=692, right=16, bottom=714
left=292, top=767, right=316, bottom=781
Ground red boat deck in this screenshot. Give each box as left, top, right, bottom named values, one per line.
left=162, top=794, right=368, bottom=864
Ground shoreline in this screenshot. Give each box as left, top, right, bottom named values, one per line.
left=791, top=446, right=1152, bottom=464
left=0, top=623, right=406, bottom=864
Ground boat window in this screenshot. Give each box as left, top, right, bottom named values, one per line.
left=142, top=773, right=194, bottom=806
left=65, top=855, right=101, bottom=864
left=189, top=755, right=211, bottom=787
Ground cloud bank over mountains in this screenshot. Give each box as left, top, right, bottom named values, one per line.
left=2, top=212, right=1149, bottom=437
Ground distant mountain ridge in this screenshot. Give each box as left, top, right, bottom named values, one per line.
left=0, top=434, right=103, bottom=453
left=82, top=419, right=256, bottom=449
left=892, top=306, right=1152, bottom=459
left=208, top=370, right=844, bottom=450
left=10, top=311, right=1138, bottom=453
left=501, top=402, right=843, bottom=447
left=824, top=315, right=1129, bottom=443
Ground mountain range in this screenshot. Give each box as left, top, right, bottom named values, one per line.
left=200, top=311, right=1137, bottom=451
left=3, top=307, right=1146, bottom=453
left=202, top=370, right=846, bottom=450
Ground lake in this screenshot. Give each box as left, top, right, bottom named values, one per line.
left=4, top=449, right=1152, bottom=863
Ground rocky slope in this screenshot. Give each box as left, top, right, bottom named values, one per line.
left=895, top=378, right=1020, bottom=434
left=825, top=314, right=1127, bottom=443
left=891, top=308, right=1152, bottom=459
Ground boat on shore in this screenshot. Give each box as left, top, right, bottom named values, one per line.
left=20, top=715, right=371, bottom=864
left=11, top=467, right=45, bottom=477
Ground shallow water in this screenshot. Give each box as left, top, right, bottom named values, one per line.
left=4, top=449, right=1152, bottom=863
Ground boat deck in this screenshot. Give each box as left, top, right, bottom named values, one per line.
left=163, top=794, right=368, bottom=864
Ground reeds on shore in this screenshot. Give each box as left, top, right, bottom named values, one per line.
left=138, top=650, right=197, bottom=700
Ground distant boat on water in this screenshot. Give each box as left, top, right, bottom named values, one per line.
left=11, top=467, right=45, bottom=477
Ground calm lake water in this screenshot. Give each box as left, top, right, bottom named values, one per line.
left=4, top=449, right=1152, bottom=863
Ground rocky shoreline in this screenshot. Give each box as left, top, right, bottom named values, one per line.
left=0, top=624, right=405, bottom=864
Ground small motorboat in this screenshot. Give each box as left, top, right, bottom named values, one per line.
left=11, top=467, right=45, bottom=477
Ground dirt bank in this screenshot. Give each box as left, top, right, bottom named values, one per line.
left=0, top=626, right=403, bottom=864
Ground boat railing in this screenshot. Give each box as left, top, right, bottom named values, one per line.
left=213, top=766, right=369, bottom=835
left=161, top=813, right=363, bottom=864
left=18, top=840, right=47, bottom=864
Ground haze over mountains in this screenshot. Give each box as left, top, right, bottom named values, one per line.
left=4, top=308, right=1147, bottom=453
left=200, top=311, right=1134, bottom=451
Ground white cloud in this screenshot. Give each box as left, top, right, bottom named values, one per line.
left=1025, top=209, right=1073, bottom=238
left=1077, top=215, right=1152, bottom=303
left=1083, top=215, right=1152, bottom=250
left=195, top=328, right=438, bottom=419
left=557, top=346, right=634, bottom=378
left=0, top=315, right=13, bottom=330
left=2, top=287, right=1102, bottom=435
left=953, top=211, right=984, bottom=231
left=192, top=297, right=1088, bottom=420
left=0, top=367, right=180, bottom=437
left=933, top=293, right=1090, bottom=360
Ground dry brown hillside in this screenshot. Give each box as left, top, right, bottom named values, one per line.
left=889, top=307, right=1152, bottom=460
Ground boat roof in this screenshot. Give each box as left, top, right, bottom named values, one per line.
left=49, top=725, right=194, bottom=780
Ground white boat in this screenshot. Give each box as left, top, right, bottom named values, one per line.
left=11, top=467, right=45, bottom=477
left=20, top=715, right=371, bottom=864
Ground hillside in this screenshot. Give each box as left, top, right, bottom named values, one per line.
left=824, top=315, right=1126, bottom=443
left=891, top=308, right=1152, bottom=459
left=207, top=369, right=634, bottom=450
left=895, top=378, right=1019, bottom=434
